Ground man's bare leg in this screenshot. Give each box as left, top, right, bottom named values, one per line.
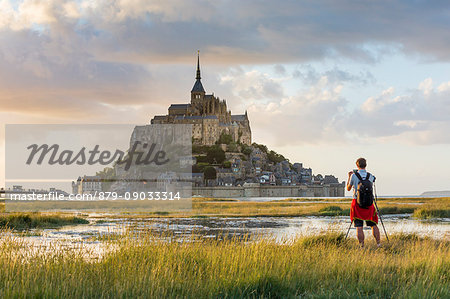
left=356, top=227, right=364, bottom=247
left=372, top=225, right=381, bottom=246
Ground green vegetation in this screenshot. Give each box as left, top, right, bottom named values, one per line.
left=378, top=206, right=415, bottom=214
left=193, top=145, right=226, bottom=164
left=3, top=197, right=447, bottom=220
left=192, top=144, right=208, bottom=154
left=192, top=197, right=239, bottom=202
left=241, top=144, right=252, bottom=155
left=194, top=162, right=211, bottom=171
left=203, top=166, right=217, bottom=181
left=216, top=132, right=233, bottom=145
left=252, top=143, right=268, bottom=153
left=251, top=142, right=288, bottom=163
left=0, top=213, right=89, bottom=230
left=414, top=207, right=450, bottom=219
left=267, top=149, right=287, bottom=163
left=226, top=142, right=239, bottom=152
left=0, top=232, right=448, bottom=298
left=206, top=146, right=226, bottom=164
left=191, top=200, right=446, bottom=218
left=318, top=205, right=349, bottom=216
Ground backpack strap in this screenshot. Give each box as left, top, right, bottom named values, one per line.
left=354, top=171, right=363, bottom=182
left=366, top=172, right=371, bottom=181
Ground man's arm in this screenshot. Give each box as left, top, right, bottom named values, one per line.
left=346, top=171, right=353, bottom=191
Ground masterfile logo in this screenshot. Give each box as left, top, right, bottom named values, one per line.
left=5, top=124, right=192, bottom=212
left=25, top=141, right=170, bottom=170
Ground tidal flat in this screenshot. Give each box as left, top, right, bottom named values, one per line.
left=0, top=197, right=449, bottom=297
left=0, top=231, right=448, bottom=298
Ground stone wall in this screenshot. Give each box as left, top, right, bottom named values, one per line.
left=192, top=184, right=345, bottom=198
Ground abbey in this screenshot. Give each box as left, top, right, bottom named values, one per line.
left=151, top=53, right=252, bottom=146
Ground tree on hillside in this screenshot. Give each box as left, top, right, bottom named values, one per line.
left=253, top=143, right=268, bottom=154
left=204, top=166, right=217, bottom=182
left=241, top=144, right=252, bottom=155
left=216, top=132, right=233, bottom=145
left=267, top=150, right=286, bottom=163
left=206, top=146, right=225, bottom=164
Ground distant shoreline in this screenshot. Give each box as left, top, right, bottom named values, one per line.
left=420, top=191, right=450, bottom=197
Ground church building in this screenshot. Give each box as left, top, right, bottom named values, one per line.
left=151, top=52, right=252, bottom=146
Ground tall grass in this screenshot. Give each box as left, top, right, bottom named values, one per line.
left=414, top=208, right=450, bottom=219
left=0, top=232, right=448, bottom=298
left=0, top=213, right=89, bottom=230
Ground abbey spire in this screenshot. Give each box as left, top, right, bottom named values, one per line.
left=191, top=50, right=205, bottom=94
left=196, top=50, right=201, bottom=80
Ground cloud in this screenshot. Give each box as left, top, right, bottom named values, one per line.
left=293, top=66, right=376, bottom=86
left=1, top=0, right=449, bottom=66
left=219, top=68, right=348, bottom=145
left=220, top=68, right=285, bottom=102
left=342, top=78, right=450, bottom=144
left=1, top=0, right=450, bottom=149
left=219, top=65, right=450, bottom=146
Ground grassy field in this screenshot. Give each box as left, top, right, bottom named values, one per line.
left=191, top=201, right=419, bottom=217
left=0, top=213, right=89, bottom=230
left=0, top=197, right=448, bottom=297
left=2, top=197, right=449, bottom=220
left=413, top=201, right=450, bottom=219
left=0, top=232, right=448, bottom=298
left=186, top=197, right=449, bottom=218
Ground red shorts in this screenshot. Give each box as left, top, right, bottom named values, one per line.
left=350, top=198, right=378, bottom=224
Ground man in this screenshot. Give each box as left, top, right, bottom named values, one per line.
left=346, top=157, right=381, bottom=248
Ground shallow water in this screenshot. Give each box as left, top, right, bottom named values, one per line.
left=4, top=206, right=447, bottom=260
left=12, top=214, right=448, bottom=248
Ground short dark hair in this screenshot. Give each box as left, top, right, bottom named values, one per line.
left=356, top=158, right=367, bottom=168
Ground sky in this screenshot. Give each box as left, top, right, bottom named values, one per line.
left=1, top=0, right=450, bottom=196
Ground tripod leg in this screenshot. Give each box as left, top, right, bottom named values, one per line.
left=374, top=200, right=389, bottom=242
left=373, top=183, right=389, bottom=243
left=345, top=220, right=353, bottom=239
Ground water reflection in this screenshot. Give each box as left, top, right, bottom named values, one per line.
left=23, top=214, right=450, bottom=242
left=5, top=214, right=448, bottom=259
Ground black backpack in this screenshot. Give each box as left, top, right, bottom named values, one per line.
left=354, top=172, right=374, bottom=209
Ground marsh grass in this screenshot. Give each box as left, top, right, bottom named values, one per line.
left=2, top=197, right=449, bottom=220
left=414, top=207, right=450, bottom=219
left=193, top=197, right=239, bottom=202
left=0, top=213, right=89, bottom=230
left=378, top=206, right=416, bottom=214
left=315, top=204, right=418, bottom=216
left=410, top=200, right=450, bottom=219
left=317, top=205, right=349, bottom=216
left=78, top=199, right=449, bottom=220
left=0, top=231, right=448, bottom=298
left=192, top=201, right=445, bottom=218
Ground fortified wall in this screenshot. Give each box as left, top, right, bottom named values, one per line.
left=193, top=183, right=345, bottom=198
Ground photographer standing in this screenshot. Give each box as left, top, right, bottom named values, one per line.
left=346, top=158, right=381, bottom=248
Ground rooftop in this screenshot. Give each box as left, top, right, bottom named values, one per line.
left=169, top=104, right=190, bottom=109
